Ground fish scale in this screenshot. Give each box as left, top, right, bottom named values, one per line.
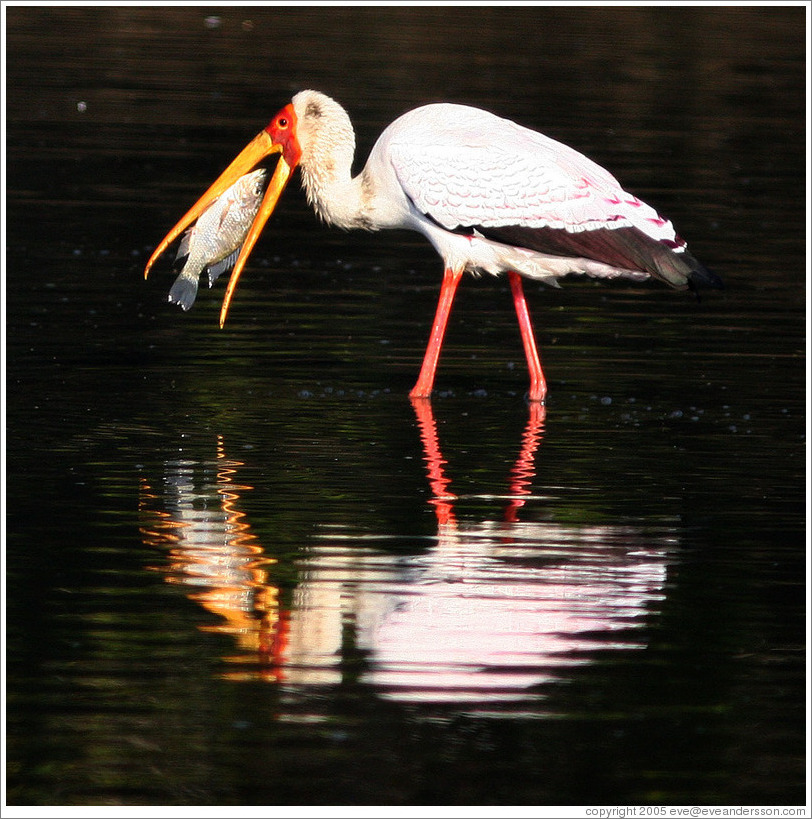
left=168, top=169, right=267, bottom=311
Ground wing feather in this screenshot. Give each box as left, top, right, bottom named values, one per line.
left=386, top=104, right=680, bottom=244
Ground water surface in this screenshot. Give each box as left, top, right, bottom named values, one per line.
left=5, top=5, right=807, bottom=807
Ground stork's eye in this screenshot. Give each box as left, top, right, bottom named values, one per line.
left=277, top=116, right=288, bottom=129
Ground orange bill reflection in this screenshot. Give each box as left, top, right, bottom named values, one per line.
left=139, top=436, right=289, bottom=682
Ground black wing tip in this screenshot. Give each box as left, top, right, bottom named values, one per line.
left=687, top=258, right=724, bottom=292
left=686, top=258, right=723, bottom=303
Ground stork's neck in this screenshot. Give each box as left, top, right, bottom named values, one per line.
left=290, top=90, right=375, bottom=231
left=300, top=157, right=372, bottom=231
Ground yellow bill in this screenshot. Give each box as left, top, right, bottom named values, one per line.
left=143, top=129, right=294, bottom=327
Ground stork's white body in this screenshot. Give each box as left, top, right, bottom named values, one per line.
left=281, top=91, right=719, bottom=402
left=295, top=93, right=682, bottom=286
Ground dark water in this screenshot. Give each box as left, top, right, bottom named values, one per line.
left=4, top=6, right=807, bottom=808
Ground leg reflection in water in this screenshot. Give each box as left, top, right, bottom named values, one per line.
left=410, top=397, right=546, bottom=526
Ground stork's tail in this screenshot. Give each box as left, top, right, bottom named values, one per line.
left=479, top=224, right=723, bottom=293
left=607, top=227, right=723, bottom=292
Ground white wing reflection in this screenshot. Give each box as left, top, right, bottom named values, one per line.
left=140, top=409, right=675, bottom=707
left=287, top=520, right=672, bottom=702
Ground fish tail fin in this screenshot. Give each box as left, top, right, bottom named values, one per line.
left=168, top=271, right=200, bottom=311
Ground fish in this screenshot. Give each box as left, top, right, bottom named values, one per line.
left=168, top=169, right=267, bottom=311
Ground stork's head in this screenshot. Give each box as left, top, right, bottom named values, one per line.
left=143, top=90, right=346, bottom=327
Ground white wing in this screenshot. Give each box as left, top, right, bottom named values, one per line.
left=385, top=104, right=678, bottom=244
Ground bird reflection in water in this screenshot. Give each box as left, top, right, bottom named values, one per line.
left=139, top=436, right=288, bottom=681
left=353, top=401, right=673, bottom=703
left=140, top=410, right=675, bottom=704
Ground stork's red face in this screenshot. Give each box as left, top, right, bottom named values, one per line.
left=264, top=104, right=302, bottom=168
left=144, top=101, right=303, bottom=327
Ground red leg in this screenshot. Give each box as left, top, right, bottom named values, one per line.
left=508, top=271, right=546, bottom=403
left=410, top=267, right=463, bottom=399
